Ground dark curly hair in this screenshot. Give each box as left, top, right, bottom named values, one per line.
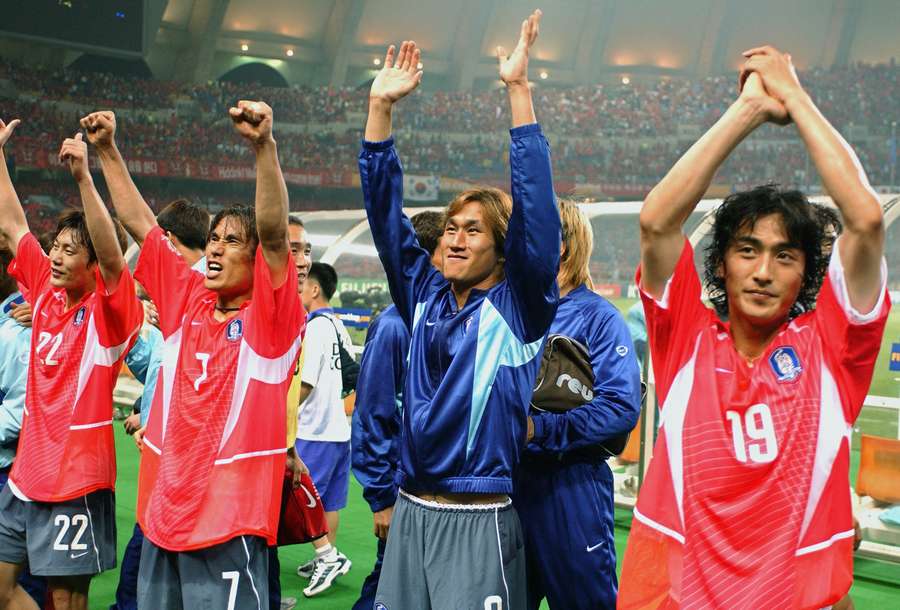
left=703, top=184, right=841, bottom=320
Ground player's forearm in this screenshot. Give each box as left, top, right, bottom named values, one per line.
left=786, top=94, right=883, bottom=236
left=77, top=176, right=126, bottom=288
left=786, top=94, right=884, bottom=310
left=0, top=148, right=29, bottom=249
left=507, top=84, right=536, bottom=128
left=365, top=98, right=393, bottom=142
left=253, top=139, right=290, bottom=254
left=95, top=145, right=157, bottom=245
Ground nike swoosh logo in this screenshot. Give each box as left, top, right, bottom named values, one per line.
left=425, top=321, right=436, bottom=327
left=715, top=368, right=734, bottom=373
left=70, top=551, right=90, bottom=559
left=586, top=542, right=604, bottom=553
left=191, top=321, right=202, bottom=326
left=300, top=484, right=317, bottom=508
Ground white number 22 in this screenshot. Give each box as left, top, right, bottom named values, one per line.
left=725, top=403, right=778, bottom=463
left=36, top=331, right=63, bottom=366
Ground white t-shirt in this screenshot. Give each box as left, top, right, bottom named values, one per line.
left=296, top=311, right=353, bottom=442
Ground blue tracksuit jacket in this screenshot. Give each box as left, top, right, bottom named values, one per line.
left=359, top=122, right=560, bottom=494
left=351, top=305, right=407, bottom=512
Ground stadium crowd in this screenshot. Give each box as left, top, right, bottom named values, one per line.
left=1, top=57, right=897, bottom=191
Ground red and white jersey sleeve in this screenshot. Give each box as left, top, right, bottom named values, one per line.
left=7, top=233, right=51, bottom=298
left=814, top=239, right=890, bottom=421
left=137, top=247, right=306, bottom=551
left=636, top=239, right=713, bottom=400
left=8, top=234, right=142, bottom=502
left=135, top=226, right=205, bottom=339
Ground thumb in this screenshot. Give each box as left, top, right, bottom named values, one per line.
left=496, top=46, right=507, bottom=63
left=74, top=132, right=84, bottom=142
left=7, top=119, right=21, bottom=132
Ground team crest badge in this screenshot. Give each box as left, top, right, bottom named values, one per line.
left=769, top=346, right=802, bottom=383
left=73, top=306, right=86, bottom=326
left=226, top=319, right=243, bottom=342
left=374, top=604, right=388, bottom=610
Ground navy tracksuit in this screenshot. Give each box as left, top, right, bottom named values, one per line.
left=350, top=306, right=407, bottom=610
left=513, top=286, right=641, bottom=609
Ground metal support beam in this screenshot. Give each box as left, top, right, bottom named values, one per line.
left=323, top=0, right=366, bottom=86
left=694, top=0, right=733, bottom=77
left=449, top=0, right=496, bottom=90
left=828, top=0, right=862, bottom=67
left=573, top=0, right=616, bottom=85
left=170, top=0, right=230, bottom=83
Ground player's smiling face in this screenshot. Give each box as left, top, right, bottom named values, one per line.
left=289, top=223, right=312, bottom=291
left=49, top=229, right=96, bottom=291
left=722, top=213, right=805, bottom=328
left=204, top=216, right=255, bottom=299
left=441, top=200, right=503, bottom=292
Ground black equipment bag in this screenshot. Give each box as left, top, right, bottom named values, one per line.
left=324, top=314, right=359, bottom=396
left=530, top=334, right=630, bottom=457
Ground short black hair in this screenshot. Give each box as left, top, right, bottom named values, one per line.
left=288, top=215, right=304, bottom=227
left=53, top=208, right=128, bottom=264
left=411, top=211, right=444, bottom=256
left=157, top=199, right=209, bottom=251
left=209, top=205, right=257, bottom=252
left=704, top=184, right=839, bottom=319
left=308, top=261, right=337, bottom=301
left=0, top=246, right=15, bottom=300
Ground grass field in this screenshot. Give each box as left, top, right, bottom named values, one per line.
left=84, top=424, right=900, bottom=608
left=82, top=298, right=900, bottom=608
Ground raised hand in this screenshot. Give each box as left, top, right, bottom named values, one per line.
left=80, top=111, right=117, bottom=149
left=369, top=41, right=423, bottom=104
left=229, top=100, right=274, bottom=147
left=0, top=118, right=20, bottom=149
left=740, top=46, right=805, bottom=108
left=59, top=132, right=91, bottom=183
left=497, top=9, right=541, bottom=87
left=738, top=71, right=790, bottom=126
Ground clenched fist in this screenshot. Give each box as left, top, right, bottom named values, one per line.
left=80, top=111, right=117, bottom=149
left=229, top=101, right=275, bottom=147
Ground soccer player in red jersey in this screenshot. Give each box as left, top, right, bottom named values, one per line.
left=83, top=105, right=305, bottom=608
left=618, top=49, right=889, bottom=609
left=0, top=122, right=142, bottom=610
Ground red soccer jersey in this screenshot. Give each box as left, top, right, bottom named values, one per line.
left=7, top=233, right=142, bottom=502
left=618, top=240, right=889, bottom=610
left=135, top=227, right=305, bottom=551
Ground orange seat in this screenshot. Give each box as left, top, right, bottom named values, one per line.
left=343, top=392, right=356, bottom=417
left=856, top=434, right=900, bottom=504
left=620, top=415, right=642, bottom=463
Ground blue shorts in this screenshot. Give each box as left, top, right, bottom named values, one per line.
left=295, top=439, right=350, bottom=512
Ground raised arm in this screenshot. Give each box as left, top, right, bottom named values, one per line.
left=59, top=132, right=126, bottom=290
left=497, top=10, right=561, bottom=340
left=229, top=101, right=290, bottom=288
left=360, top=42, right=438, bottom=326
left=83, top=112, right=158, bottom=246
left=638, top=73, right=788, bottom=298
left=0, top=119, right=29, bottom=253
left=743, top=46, right=885, bottom=312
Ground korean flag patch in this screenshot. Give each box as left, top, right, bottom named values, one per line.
left=769, top=346, right=802, bottom=383
left=73, top=306, right=86, bottom=326
left=226, top=318, right=243, bottom=342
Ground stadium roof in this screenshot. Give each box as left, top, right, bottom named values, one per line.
left=8, top=0, right=900, bottom=88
